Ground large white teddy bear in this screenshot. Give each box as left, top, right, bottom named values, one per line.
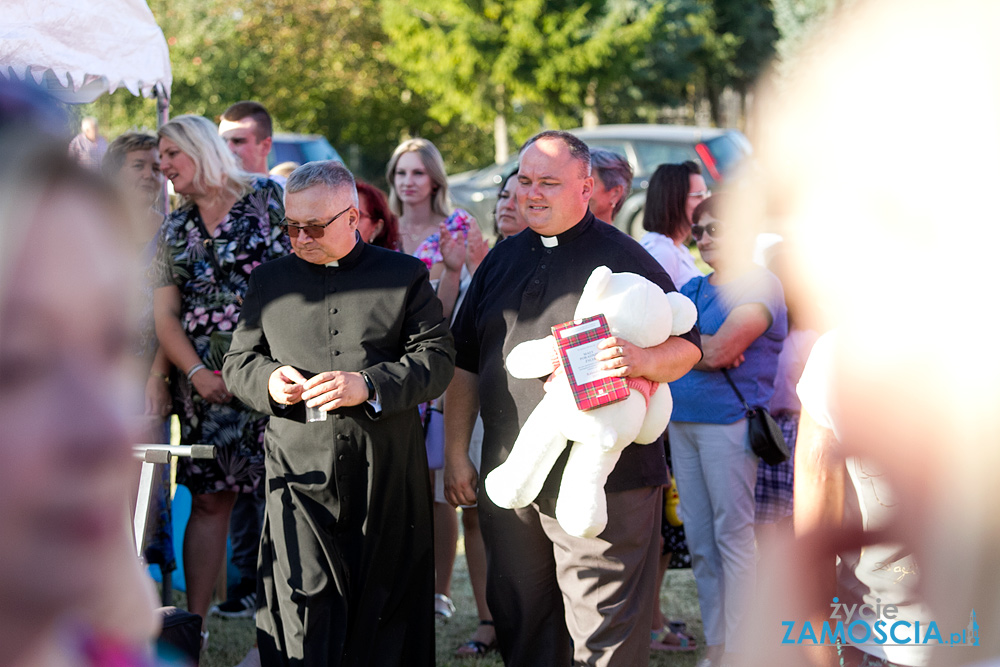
left=485, top=266, right=697, bottom=538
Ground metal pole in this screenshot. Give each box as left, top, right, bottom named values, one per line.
left=154, top=82, right=170, bottom=213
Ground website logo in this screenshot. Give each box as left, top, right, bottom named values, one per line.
left=781, top=598, right=980, bottom=648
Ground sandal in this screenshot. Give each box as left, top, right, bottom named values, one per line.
left=651, top=625, right=697, bottom=652
left=455, top=620, right=497, bottom=658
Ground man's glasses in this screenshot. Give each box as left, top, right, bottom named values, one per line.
left=688, top=189, right=711, bottom=199
left=691, top=221, right=721, bottom=241
left=279, top=206, right=353, bottom=237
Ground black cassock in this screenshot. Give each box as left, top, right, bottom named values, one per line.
left=224, top=239, right=455, bottom=667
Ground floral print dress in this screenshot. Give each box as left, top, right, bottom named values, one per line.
left=153, top=178, right=290, bottom=494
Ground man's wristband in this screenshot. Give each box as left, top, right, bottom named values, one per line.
left=360, top=372, right=376, bottom=401
left=150, top=370, right=170, bottom=384
left=186, top=363, right=207, bottom=381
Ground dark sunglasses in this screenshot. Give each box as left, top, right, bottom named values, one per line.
left=691, top=221, right=721, bottom=241
left=279, top=205, right=353, bottom=237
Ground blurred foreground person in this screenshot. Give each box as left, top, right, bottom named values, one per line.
left=0, top=82, right=160, bottom=666
left=734, top=1, right=1000, bottom=665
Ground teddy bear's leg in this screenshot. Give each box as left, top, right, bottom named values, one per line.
left=554, top=430, right=625, bottom=539
left=485, top=395, right=571, bottom=509
left=635, top=387, right=674, bottom=444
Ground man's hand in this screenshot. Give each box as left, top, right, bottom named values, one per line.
left=268, top=365, right=307, bottom=405
left=444, top=455, right=479, bottom=507
left=301, top=371, right=368, bottom=411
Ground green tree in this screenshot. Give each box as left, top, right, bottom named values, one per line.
left=772, top=0, right=851, bottom=77
left=86, top=0, right=450, bottom=183
left=686, top=0, right=777, bottom=126
left=382, top=0, right=668, bottom=164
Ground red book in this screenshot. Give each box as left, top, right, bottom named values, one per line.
left=552, top=314, right=630, bottom=411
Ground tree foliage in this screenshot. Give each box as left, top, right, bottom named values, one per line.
left=82, top=0, right=780, bottom=176
left=381, top=0, right=669, bottom=161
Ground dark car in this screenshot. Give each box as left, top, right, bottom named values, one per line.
left=448, top=124, right=751, bottom=237
left=267, top=133, right=343, bottom=170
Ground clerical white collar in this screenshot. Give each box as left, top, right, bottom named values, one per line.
left=325, top=260, right=339, bottom=267
left=540, top=236, right=558, bottom=248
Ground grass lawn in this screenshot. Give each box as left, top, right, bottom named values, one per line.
left=190, top=528, right=708, bottom=667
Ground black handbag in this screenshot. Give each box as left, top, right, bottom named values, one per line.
left=721, top=369, right=790, bottom=466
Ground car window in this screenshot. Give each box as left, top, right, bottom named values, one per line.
left=702, top=134, right=750, bottom=176
left=632, top=141, right=701, bottom=176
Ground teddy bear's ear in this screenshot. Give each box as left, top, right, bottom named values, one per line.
left=582, top=266, right=613, bottom=300
left=667, top=292, right=698, bottom=335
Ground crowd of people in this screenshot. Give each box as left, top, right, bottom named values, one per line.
left=6, top=2, right=1000, bottom=664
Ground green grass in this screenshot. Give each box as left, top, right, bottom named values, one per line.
left=191, top=549, right=707, bottom=667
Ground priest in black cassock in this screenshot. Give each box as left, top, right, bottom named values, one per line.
left=223, top=160, right=455, bottom=667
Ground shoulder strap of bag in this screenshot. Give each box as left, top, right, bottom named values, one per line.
left=721, top=368, right=753, bottom=416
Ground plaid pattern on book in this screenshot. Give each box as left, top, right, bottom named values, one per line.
left=552, top=314, right=630, bottom=411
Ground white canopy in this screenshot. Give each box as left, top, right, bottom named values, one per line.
left=0, top=0, right=171, bottom=103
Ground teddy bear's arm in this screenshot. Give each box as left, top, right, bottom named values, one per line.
left=505, top=335, right=559, bottom=379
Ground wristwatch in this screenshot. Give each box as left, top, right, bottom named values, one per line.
left=360, top=372, right=376, bottom=402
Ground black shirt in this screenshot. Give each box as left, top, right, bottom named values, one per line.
left=452, top=211, right=701, bottom=496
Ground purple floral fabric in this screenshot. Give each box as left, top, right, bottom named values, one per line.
left=153, top=178, right=290, bottom=494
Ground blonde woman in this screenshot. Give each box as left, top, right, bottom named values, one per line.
left=386, top=138, right=485, bottom=620
left=153, top=114, right=289, bottom=643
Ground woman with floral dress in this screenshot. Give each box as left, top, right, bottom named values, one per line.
left=153, top=115, right=289, bottom=644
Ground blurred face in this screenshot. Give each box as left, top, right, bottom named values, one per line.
left=356, top=192, right=384, bottom=244
left=588, top=171, right=623, bottom=224
left=517, top=138, right=593, bottom=236
left=693, top=212, right=722, bottom=268
left=393, top=151, right=434, bottom=209
left=0, top=186, right=136, bottom=614
left=82, top=120, right=98, bottom=142
left=284, top=185, right=359, bottom=264
left=494, top=178, right=526, bottom=238
left=685, top=173, right=709, bottom=228
left=158, top=136, right=198, bottom=196
left=118, top=148, right=162, bottom=203
left=219, top=117, right=271, bottom=175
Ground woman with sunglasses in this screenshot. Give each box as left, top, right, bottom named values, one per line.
left=640, top=161, right=709, bottom=289
left=666, top=195, right=787, bottom=667
left=153, top=114, right=290, bottom=645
